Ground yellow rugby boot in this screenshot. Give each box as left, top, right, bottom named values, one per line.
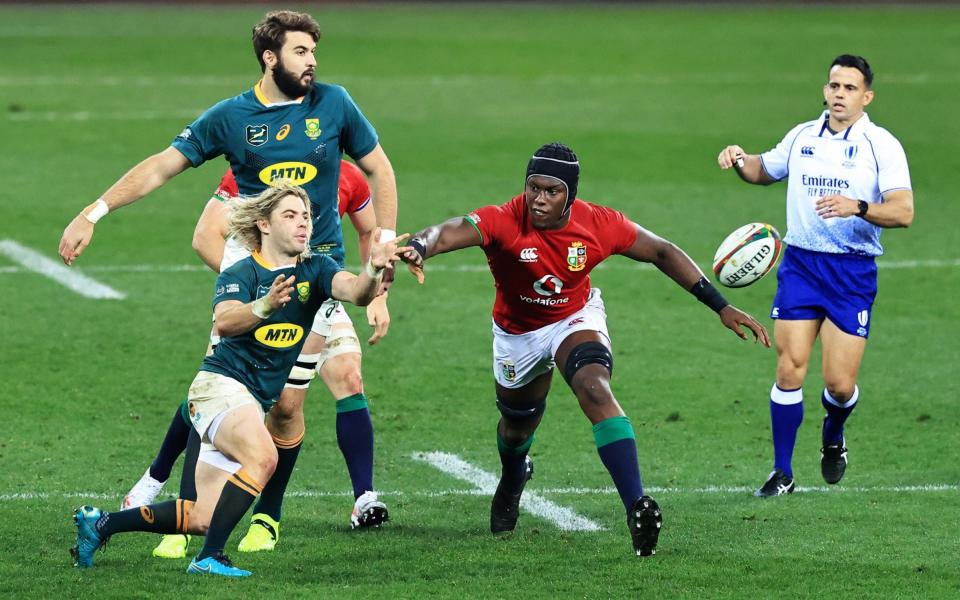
left=152, top=534, right=190, bottom=559
left=237, top=513, right=279, bottom=552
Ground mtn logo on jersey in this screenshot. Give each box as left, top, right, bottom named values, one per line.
left=567, top=241, right=587, bottom=271
left=305, top=118, right=322, bottom=140
left=519, top=248, right=538, bottom=262
left=259, top=162, right=318, bottom=186
left=246, top=124, right=269, bottom=147
left=254, top=323, right=305, bottom=348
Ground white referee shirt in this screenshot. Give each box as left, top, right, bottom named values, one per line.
left=760, top=111, right=911, bottom=256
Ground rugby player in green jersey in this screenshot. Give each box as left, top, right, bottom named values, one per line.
left=71, top=182, right=409, bottom=577
left=59, top=10, right=400, bottom=549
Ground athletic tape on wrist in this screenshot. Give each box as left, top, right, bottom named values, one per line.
left=364, top=260, right=384, bottom=279
left=379, top=229, right=396, bottom=243
left=82, top=199, right=109, bottom=224
left=251, top=295, right=274, bottom=319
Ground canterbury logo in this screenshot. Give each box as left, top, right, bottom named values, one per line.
left=519, top=247, right=538, bottom=262
left=140, top=506, right=155, bottom=524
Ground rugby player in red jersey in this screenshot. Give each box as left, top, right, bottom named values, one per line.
left=402, top=143, right=770, bottom=556
left=124, top=160, right=389, bottom=558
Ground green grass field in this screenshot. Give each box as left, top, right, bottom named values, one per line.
left=1, top=4, right=959, bottom=598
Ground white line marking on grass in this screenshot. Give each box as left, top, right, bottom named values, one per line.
left=0, top=239, right=125, bottom=299
left=411, top=451, right=604, bottom=532
left=3, top=483, right=956, bottom=504
left=1, top=258, right=957, bottom=277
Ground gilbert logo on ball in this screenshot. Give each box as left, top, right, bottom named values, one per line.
left=712, top=223, right=782, bottom=288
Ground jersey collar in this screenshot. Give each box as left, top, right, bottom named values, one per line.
left=253, top=79, right=306, bottom=107
left=253, top=250, right=297, bottom=271
left=817, top=110, right=871, bottom=141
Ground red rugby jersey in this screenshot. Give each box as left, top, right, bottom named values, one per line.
left=469, top=194, right=638, bottom=334
left=214, top=160, right=369, bottom=217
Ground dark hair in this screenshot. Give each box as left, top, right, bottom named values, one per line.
left=830, top=54, right=873, bottom=88
left=252, top=11, right=321, bottom=72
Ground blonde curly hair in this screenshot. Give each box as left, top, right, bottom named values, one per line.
left=228, top=180, right=312, bottom=258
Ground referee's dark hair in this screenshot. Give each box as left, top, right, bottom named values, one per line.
left=831, top=55, right=874, bottom=89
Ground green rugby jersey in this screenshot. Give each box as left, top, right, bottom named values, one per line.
left=201, top=251, right=341, bottom=410
left=171, top=81, right=379, bottom=266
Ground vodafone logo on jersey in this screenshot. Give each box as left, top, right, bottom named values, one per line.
left=519, top=248, right=538, bottom=262
left=533, top=275, right=563, bottom=296
left=521, top=274, right=570, bottom=307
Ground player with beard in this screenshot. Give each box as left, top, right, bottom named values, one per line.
left=401, top=143, right=770, bottom=556
left=59, top=10, right=398, bottom=546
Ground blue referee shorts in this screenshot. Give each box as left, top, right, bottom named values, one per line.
left=770, top=245, right=878, bottom=338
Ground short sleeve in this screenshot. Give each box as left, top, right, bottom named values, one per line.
left=760, top=123, right=807, bottom=181
left=171, top=102, right=228, bottom=167
left=213, top=168, right=238, bottom=202
left=598, top=207, right=639, bottom=255
left=466, top=204, right=511, bottom=248
left=872, top=133, right=912, bottom=194
left=338, top=87, right=379, bottom=161
left=340, top=162, right=371, bottom=213
left=212, top=265, right=252, bottom=309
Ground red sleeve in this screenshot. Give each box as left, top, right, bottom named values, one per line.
left=213, top=168, right=238, bottom=202
left=467, top=195, right=523, bottom=249
left=592, top=204, right=638, bottom=255
left=338, top=160, right=371, bottom=215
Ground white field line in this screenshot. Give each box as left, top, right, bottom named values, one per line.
left=411, top=451, right=604, bottom=532
left=0, top=239, right=125, bottom=299
left=3, top=483, right=956, bottom=503
left=2, top=258, right=957, bottom=276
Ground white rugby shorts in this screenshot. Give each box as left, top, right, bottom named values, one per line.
left=492, top=288, right=610, bottom=389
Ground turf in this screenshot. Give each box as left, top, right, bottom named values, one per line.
left=1, top=4, right=958, bottom=598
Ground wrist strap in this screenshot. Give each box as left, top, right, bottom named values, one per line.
left=82, top=199, right=109, bottom=224
left=251, top=296, right=274, bottom=319
left=408, top=237, right=427, bottom=261
left=379, top=229, right=396, bottom=243
left=689, top=277, right=729, bottom=314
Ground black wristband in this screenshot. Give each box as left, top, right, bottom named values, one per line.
left=409, top=237, right=427, bottom=261
left=689, top=277, right=730, bottom=314
left=857, top=200, right=869, bottom=218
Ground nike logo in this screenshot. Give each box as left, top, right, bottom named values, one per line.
left=190, top=561, right=213, bottom=574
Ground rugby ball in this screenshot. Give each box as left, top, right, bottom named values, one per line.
left=712, top=223, right=782, bottom=288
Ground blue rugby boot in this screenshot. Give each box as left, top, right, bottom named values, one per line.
left=187, top=552, right=252, bottom=577
left=71, top=505, right=106, bottom=568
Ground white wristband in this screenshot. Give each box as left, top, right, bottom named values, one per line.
left=364, top=260, right=384, bottom=279
left=251, top=296, right=274, bottom=319
left=379, top=229, right=396, bottom=243
left=82, top=199, right=109, bottom=224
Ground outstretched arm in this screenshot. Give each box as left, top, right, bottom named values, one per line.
left=348, top=203, right=391, bottom=345
left=717, top=145, right=776, bottom=185
left=59, top=146, right=191, bottom=265
left=332, top=229, right=409, bottom=306
left=621, top=224, right=770, bottom=347
left=401, top=217, right=484, bottom=283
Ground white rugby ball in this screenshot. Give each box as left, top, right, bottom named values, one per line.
left=712, top=223, right=783, bottom=288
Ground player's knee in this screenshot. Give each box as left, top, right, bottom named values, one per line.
left=325, top=357, right=364, bottom=396
left=254, top=448, right=279, bottom=482
left=563, top=341, right=613, bottom=387
left=574, top=375, right=616, bottom=408
left=496, top=394, right=546, bottom=443
left=824, top=381, right=856, bottom=403
left=776, top=359, right=807, bottom=388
